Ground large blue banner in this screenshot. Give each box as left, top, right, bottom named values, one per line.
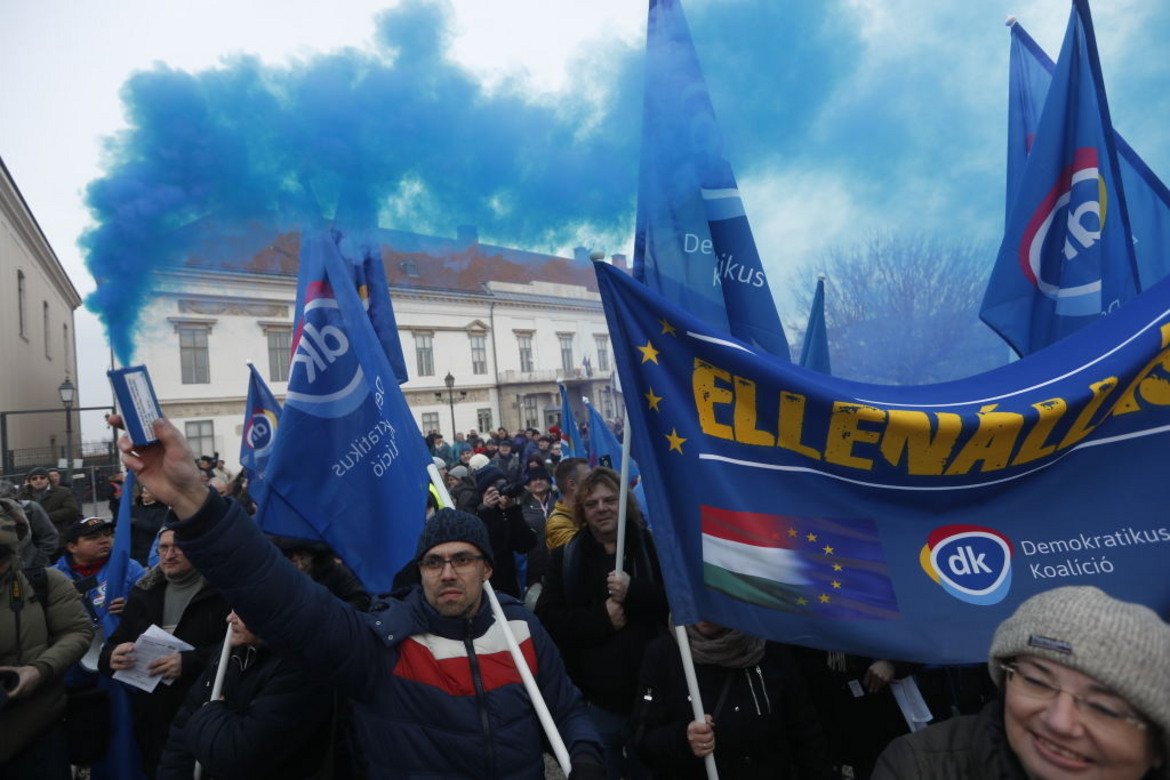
left=633, top=0, right=791, bottom=361
left=983, top=0, right=1139, bottom=356
left=1006, top=20, right=1170, bottom=290
left=257, top=232, right=431, bottom=593
left=597, top=260, right=1170, bottom=663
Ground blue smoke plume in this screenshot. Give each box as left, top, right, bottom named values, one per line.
left=83, top=0, right=1027, bottom=370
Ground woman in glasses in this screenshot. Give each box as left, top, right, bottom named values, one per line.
left=874, top=586, right=1168, bottom=779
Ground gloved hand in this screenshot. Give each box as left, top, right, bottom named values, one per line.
left=568, top=751, right=607, bottom=780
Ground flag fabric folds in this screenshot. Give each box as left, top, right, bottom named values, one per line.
left=104, top=470, right=134, bottom=637
left=354, top=242, right=410, bottom=385
left=596, top=259, right=1170, bottom=662
left=584, top=400, right=639, bottom=488
left=239, top=363, right=282, bottom=508
left=1006, top=19, right=1170, bottom=291
left=799, top=277, right=831, bottom=375
left=256, top=231, right=432, bottom=593
left=633, top=0, right=791, bottom=361
left=983, top=0, right=1139, bottom=356
left=558, top=384, right=585, bottom=458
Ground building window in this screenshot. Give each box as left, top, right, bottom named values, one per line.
left=470, top=334, right=487, bottom=375
left=517, top=333, right=534, bottom=373
left=63, top=324, right=70, bottom=368
left=185, top=420, right=215, bottom=460
left=17, top=271, right=27, bottom=338
left=521, top=396, right=539, bottom=429
left=595, top=335, right=610, bottom=373
left=43, top=302, right=51, bottom=359
left=477, top=408, right=493, bottom=432
left=558, top=334, right=574, bottom=374
left=421, top=411, right=440, bottom=436
left=415, top=333, right=434, bottom=377
left=178, top=326, right=211, bottom=384
left=267, top=328, right=292, bottom=382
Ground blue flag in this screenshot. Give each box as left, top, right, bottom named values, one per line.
left=983, top=0, right=1139, bottom=356
left=354, top=241, right=410, bottom=384
left=104, top=471, right=134, bottom=638
left=585, top=400, right=640, bottom=488
left=239, top=363, right=282, bottom=509
left=799, top=277, right=831, bottom=375
left=257, top=231, right=432, bottom=593
left=1006, top=19, right=1170, bottom=290
left=558, top=384, right=585, bottom=458
left=596, top=259, right=1170, bottom=662
left=633, top=0, right=791, bottom=360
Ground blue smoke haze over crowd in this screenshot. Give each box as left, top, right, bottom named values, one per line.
left=79, top=0, right=1170, bottom=369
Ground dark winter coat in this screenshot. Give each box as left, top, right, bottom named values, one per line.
left=633, top=639, right=831, bottom=779
left=24, top=484, right=81, bottom=538
left=535, top=525, right=668, bottom=715
left=872, top=701, right=1031, bottom=779
left=156, top=642, right=334, bottom=780
left=170, top=491, right=604, bottom=779
left=129, top=500, right=170, bottom=566
left=475, top=502, right=537, bottom=598
left=98, top=566, right=230, bottom=775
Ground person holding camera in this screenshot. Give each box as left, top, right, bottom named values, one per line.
left=0, top=497, right=93, bottom=779
left=473, top=465, right=536, bottom=598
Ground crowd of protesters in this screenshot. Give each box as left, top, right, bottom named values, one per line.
left=1, top=415, right=1167, bottom=780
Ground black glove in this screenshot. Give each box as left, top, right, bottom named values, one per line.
left=568, top=751, right=607, bottom=780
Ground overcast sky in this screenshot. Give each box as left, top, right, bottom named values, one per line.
left=3, top=0, right=1168, bottom=439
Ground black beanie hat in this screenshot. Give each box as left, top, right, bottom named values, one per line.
left=414, top=508, right=493, bottom=565
left=474, top=465, right=507, bottom=496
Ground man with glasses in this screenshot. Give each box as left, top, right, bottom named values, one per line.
left=874, top=586, right=1169, bottom=779
left=22, top=466, right=80, bottom=547
left=109, top=415, right=605, bottom=779
left=99, top=528, right=229, bottom=776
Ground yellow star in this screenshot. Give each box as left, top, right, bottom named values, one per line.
left=658, top=318, right=678, bottom=336
left=796, top=597, right=808, bottom=606
left=822, top=545, right=834, bottom=556
left=831, top=581, right=842, bottom=590
left=787, top=528, right=798, bottom=538
left=637, top=341, right=660, bottom=364
left=805, top=532, right=817, bottom=543
left=818, top=593, right=831, bottom=604
left=644, top=388, right=663, bottom=411
left=832, top=563, right=843, bottom=572
left=665, top=428, right=687, bottom=454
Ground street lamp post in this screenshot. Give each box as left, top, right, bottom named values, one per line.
left=433, top=373, right=466, bottom=441
left=58, top=377, right=75, bottom=486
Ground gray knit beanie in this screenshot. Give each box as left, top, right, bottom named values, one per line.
left=989, top=586, right=1170, bottom=771
left=414, top=508, right=493, bottom=565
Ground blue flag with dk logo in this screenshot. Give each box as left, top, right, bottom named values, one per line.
left=256, top=232, right=431, bottom=593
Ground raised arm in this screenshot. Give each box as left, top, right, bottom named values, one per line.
left=114, top=416, right=388, bottom=699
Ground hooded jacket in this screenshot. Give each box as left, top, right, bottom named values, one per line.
left=0, top=499, right=92, bottom=761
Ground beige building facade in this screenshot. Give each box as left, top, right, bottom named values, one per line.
left=0, top=156, right=81, bottom=473
left=131, top=228, right=622, bottom=471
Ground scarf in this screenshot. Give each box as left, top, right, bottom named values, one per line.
left=686, top=624, right=766, bottom=668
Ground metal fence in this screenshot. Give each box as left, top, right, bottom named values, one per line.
left=1, top=457, right=125, bottom=519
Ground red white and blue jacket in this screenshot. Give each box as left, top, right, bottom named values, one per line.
left=172, top=492, right=602, bottom=779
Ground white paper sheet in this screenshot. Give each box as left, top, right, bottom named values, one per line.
left=112, top=624, right=195, bottom=693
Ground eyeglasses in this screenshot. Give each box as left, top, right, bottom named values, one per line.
left=418, top=553, right=484, bottom=574
left=582, top=495, right=618, bottom=512
left=1000, top=663, right=1148, bottom=731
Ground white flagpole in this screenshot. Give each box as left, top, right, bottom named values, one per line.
left=425, top=464, right=571, bottom=776
left=194, top=624, right=234, bottom=779
left=613, top=412, right=633, bottom=577
left=675, top=625, right=719, bottom=780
